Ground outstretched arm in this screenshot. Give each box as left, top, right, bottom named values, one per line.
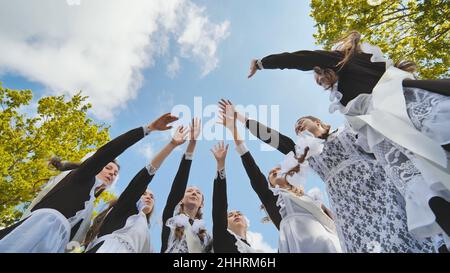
left=160, top=119, right=200, bottom=253
left=211, top=142, right=239, bottom=253
left=74, top=113, right=178, bottom=182
left=248, top=50, right=343, bottom=78
left=108, top=128, right=184, bottom=221
left=218, top=99, right=295, bottom=155
left=239, top=148, right=282, bottom=229
left=217, top=110, right=282, bottom=229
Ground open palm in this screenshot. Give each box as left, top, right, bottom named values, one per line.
left=248, top=59, right=258, bottom=78
left=211, top=141, right=229, bottom=163
left=189, top=118, right=201, bottom=141
left=171, top=125, right=189, bottom=146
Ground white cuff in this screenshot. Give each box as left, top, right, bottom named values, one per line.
left=235, top=143, right=249, bottom=156
left=142, top=126, right=152, bottom=136
left=184, top=152, right=194, bottom=160
left=146, top=164, right=158, bottom=176
left=215, top=168, right=226, bottom=180
left=256, top=59, right=264, bottom=70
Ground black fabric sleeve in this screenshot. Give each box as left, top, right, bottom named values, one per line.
left=160, top=154, right=193, bottom=253
left=240, top=151, right=282, bottom=229
left=73, top=127, right=145, bottom=184
left=31, top=127, right=146, bottom=219
left=96, top=168, right=154, bottom=237
left=245, top=119, right=296, bottom=155
left=261, top=50, right=343, bottom=71
left=403, top=79, right=450, bottom=97
left=212, top=171, right=240, bottom=253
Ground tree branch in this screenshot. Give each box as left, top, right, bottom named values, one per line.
left=368, top=11, right=420, bottom=28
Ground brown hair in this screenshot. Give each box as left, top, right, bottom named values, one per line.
left=83, top=199, right=118, bottom=247
left=49, top=157, right=81, bottom=171
left=49, top=157, right=120, bottom=171
left=314, top=30, right=418, bottom=89
left=394, top=60, right=417, bottom=73
left=296, top=116, right=331, bottom=139
left=83, top=196, right=154, bottom=247
left=283, top=147, right=309, bottom=197
left=49, top=156, right=120, bottom=198
left=266, top=146, right=309, bottom=198
left=279, top=116, right=333, bottom=198
left=313, top=66, right=339, bottom=90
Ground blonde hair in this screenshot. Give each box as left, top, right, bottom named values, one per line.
left=333, top=30, right=362, bottom=69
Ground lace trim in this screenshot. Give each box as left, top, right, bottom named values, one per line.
left=216, top=168, right=226, bottom=180
left=328, top=42, right=393, bottom=113
left=256, top=59, right=264, bottom=70
left=227, top=229, right=255, bottom=253
left=235, top=143, right=249, bottom=156
left=184, top=152, right=194, bottom=160
left=360, top=42, right=394, bottom=69
left=142, top=126, right=152, bottom=136
left=146, top=163, right=158, bottom=176
left=113, top=235, right=136, bottom=253
left=66, top=178, right=102, bottom=235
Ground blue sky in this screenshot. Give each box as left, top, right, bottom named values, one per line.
left=0, top=0, right=345, bottom=252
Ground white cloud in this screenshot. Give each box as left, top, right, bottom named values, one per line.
left=0, top=0, right=230, bottom=120
left=166, top=57, right=180, bottom=78
left=247, top=231, right=277, bottom=253
left=139, top=142, right=155, bottom=161
left=177, top=4, right=230, bottom=77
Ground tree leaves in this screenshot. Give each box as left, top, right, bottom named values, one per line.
left=0, top=82, right=114, bottom=226
left=310, top=0, right=449, bottom=79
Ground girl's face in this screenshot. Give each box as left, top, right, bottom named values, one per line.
left=96, top=162, right=119, bottom=186
left=141, top=190, right=154, bottom=215
left=314, top=72, right=323, bottom=87
left=227, top=210, right=248, bottom=230
left=181, top=186, right=204, bottom=209
left=268, top=167, right=289, bottom=189
left=295, top=118, right=322, bottom=137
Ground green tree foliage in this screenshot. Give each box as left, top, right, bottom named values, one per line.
left=0, top=82, right=114, bottom=226
left=310, top=0, right=449, bottom=78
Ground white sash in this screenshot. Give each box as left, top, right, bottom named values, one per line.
left=287, top=193, right=337, bottom=234
left=346, top=67, right=450, bottom=191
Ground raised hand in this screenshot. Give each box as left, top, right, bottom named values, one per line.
left=210, top=141, right=229, bottom=170
left=148, top=113, right=179, bottom=132
left=170, top=125, right=189, bottom=146
left=248, top=59, right=259, bottom=78
left=189, top=118, right=202, bottom=142
left=218, top=99, right=246, bottom=124
left=48, top=156, right=63, bottom=170
left=217, top=110, right=237, bottom=133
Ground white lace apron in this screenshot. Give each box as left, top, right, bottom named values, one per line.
left=88, top=213, right=151, bottom=253
left=271, top=188, right=342, bottom=253
left=340, top=69, right=450, bottom=194
left=0, top=208, right=71, bottom=253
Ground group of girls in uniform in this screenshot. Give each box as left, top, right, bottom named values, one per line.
left=242, top=30, right=449, bottom=252
left=0, top=30, right=448, bottom=253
